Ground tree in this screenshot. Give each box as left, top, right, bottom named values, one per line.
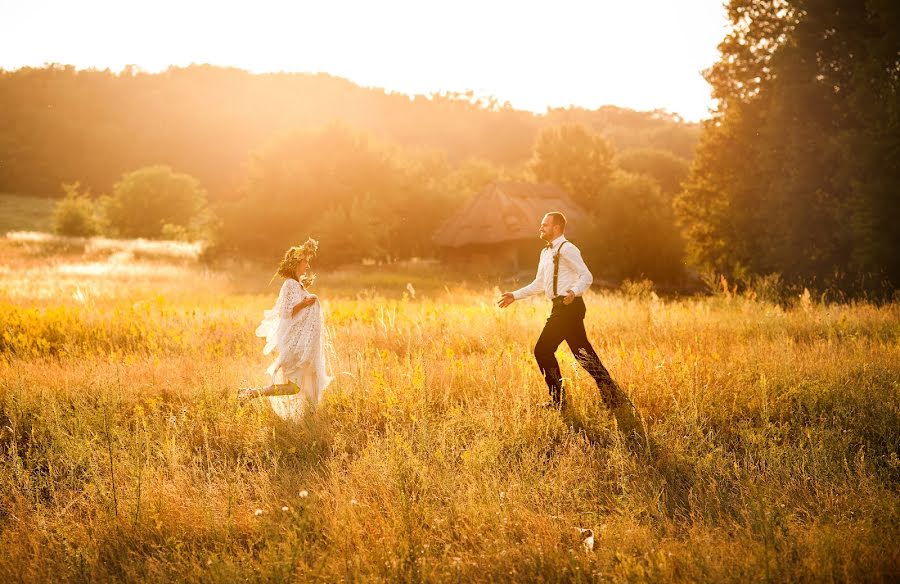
left=615, top=148, right=689, bottom=196
left=676, top=0, right=900, bottom=292
left=588, top=171, right=684, bottom=282
left=530, top=124, right=615, bottom=208
left=312, top=195, right=394, bottom=265
left=52, top=182, right=98, bottom=237
left=103, top=165, right=208, bottom=239
left=219, top=124, right=397, bottom=260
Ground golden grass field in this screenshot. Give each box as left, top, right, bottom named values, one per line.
left=1, top=235, right=898, bottom=582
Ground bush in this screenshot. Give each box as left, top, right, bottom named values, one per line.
left=620, top=278, right=656, bottom=299
left=102, top=165, right=208, bottom=239
left=52, top=182, right=98, bottom=237
left=748, top=272, right=787, bottom=304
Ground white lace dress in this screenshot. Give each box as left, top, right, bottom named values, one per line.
left=255, top=278, right=333, bottom=419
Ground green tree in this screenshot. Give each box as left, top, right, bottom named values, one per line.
left=588, top=171, right=684, bottom=282
left=103, top=165, right=208, bottom=239
left=676, top=0, right=900, bottom=292
left=52, top=182, right=98, bottom=237
left=218, top=124, right=511, bottom=265
left=313, top=195, right=394, bottom=265
left=530, top=124, right=615, bottom=208
left=220, top=124, right=397, bottom=261
left=616, top=148, right=689, bottom=196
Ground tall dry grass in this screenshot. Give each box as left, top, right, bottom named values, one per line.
left=1, top=238, right=898, bottom=582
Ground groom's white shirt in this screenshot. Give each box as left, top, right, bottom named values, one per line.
left=511, top=235, right=593, bottom=300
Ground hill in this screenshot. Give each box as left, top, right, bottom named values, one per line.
left=0, top=65, right=698, bottom=200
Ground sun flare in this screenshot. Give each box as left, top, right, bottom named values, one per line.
left=1, top=0, right=727, bottom=120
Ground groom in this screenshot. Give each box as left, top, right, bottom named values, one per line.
left=498, top=212, right=621, bottom=410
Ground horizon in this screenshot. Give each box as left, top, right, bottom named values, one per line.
left=1, top=0, right=729, bottom=122
left=0, top=62, right=702, bottom=121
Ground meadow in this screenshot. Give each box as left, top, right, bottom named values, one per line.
left=0, top=194, right=55, bottom=234
left=1, top=235, right=898, bottom=582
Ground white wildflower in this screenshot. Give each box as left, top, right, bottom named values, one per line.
left=576, top=527, right=594, bottom=552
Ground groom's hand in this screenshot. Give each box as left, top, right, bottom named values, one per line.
left=497, top=292, right=516, bottom=308
left=563, top=290, right=575, bottom=305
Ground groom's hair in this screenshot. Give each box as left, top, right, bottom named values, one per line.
left=546, top=212, right=567, bottom=230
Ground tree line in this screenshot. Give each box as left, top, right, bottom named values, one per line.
left=0, top=65, right=695, bottom=200
left=3, top=64, right=696, bottom=284
left=677, top=0, right=899, bottom=296
left=51, top=121, right=689, bottom=287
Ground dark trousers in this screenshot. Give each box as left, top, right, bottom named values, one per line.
left=534, top=297, right=619, bottom=408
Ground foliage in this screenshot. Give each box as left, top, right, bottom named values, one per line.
left=0, top=241, right=898, bottom=581
left=587, top=171, right=685, bottom=282
left=51, top=182, right=98, bottom=237
left=313, top=195, right=394, bottom=264
left=676, top=0, right=900, bottom=293
left=102, top=165, right=209, bottom=239
left=530, top=124, right=615, bottom=208
left=217, top=125, right=483, bottom=265
left=0, top=66, right=697, bottom=200
left=544, top=106, right=701, bottom=160
left=615, top=147, right=689, bottom=196
left=218, top=125, right=395, bottom=261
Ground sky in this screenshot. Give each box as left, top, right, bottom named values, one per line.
left=0, top=0, right=729, bottom=121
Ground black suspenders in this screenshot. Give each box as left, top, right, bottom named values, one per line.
left=552, top=241, right=568, bottom=298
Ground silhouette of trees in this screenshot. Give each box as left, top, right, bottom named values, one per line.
left=0, top=65, right=696, bottom=201
left=677, top=0, right=900, bottom=293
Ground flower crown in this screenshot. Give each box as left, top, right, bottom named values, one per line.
left=275, top=237, right=318, bottom=284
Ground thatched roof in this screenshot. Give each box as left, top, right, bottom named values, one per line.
left=433, top=182, right=588, bottom=248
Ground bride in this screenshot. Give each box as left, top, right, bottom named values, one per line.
left=239, top=238, right=333, bottom=419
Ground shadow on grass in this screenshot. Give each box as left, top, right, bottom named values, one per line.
left=561, top=392, right=699, bottom=519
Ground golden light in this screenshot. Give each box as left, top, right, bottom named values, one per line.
left=1, top=0, right=727, bottom=120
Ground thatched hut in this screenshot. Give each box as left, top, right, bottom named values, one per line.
left=433, top=182, right=589, bottom=271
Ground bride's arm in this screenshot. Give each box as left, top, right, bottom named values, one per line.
left=291, top=295, right=317, bottom=317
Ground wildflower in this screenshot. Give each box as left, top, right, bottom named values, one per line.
left=576, top=527, right=594, bottom=552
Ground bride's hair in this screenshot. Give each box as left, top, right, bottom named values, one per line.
left=274, top=238, right=318, bottom=286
